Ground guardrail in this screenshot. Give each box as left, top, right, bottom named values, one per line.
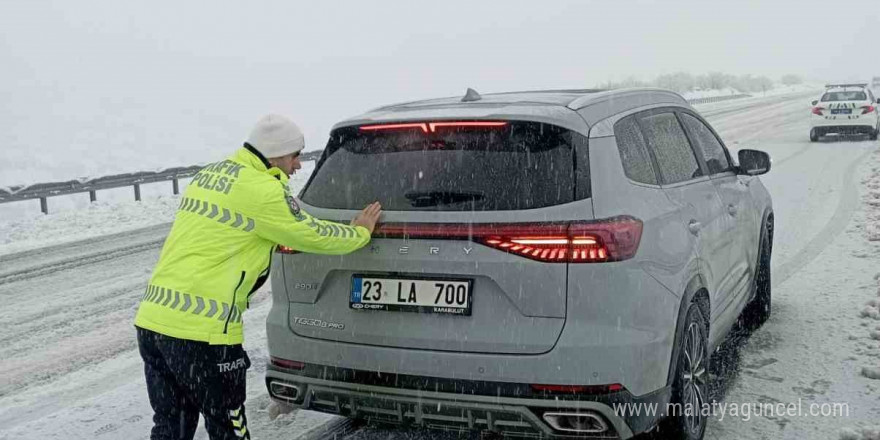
left=0, top=150, right=324, bottom=214
left=687, top=93, right=752, bottom=105
left=1, top=90, right=752, bottom=216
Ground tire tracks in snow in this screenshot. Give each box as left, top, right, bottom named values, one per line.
left=0, top=223, right=169, bottom=286
left=774, top=147, right=875, bottom=286
left=0, top=279, right=145, bottom=351
left=0, top=228, right=164, bottom=407
left=0, top=275, right=151, bottom=396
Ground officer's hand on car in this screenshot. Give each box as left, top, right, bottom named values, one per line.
left=351, top=201, right=382, bottom=234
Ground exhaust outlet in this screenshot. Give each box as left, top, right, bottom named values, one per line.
left=542, top=411, right=609, bottom=434
left=269, top=381, right=301, bottom=403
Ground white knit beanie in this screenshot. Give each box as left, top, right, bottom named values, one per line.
left=247, top=114, right=305, bottom=158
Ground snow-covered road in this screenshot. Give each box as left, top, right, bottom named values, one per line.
left=2, top=91, right=879, bottom=440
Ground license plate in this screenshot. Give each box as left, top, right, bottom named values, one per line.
left=350, top=274, right=473, bottom=316
left=831, top=108, right=851, bottom=115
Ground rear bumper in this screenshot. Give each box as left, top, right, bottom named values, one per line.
left=811, top=114, right=878, bottom=131
left=266, top=261, right=679, bottom=396
left=266, top=364, right=672, bottom=438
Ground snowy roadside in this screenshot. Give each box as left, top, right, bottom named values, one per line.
left=840, top=147, right=880, bottom=440
left=863, top=152, right=880, bottom=244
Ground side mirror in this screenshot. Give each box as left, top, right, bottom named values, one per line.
left=738, top=149, right=771, bottom=176
left=811, top=100, right=818, bottom=106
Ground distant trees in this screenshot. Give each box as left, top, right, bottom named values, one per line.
left=698, top=72, right=731, bottom=90
left=730, top=74, right=775, bottom=93
left=780, top=74, right=803, bottom=86
left=655, top=72, right=696, bottom=93
left=599, top=71, right=798, bottom=94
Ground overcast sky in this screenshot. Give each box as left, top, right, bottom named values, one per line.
left=1, top=0, right=878, bottom=185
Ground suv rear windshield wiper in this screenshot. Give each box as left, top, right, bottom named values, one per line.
left=404, top=190, right=486, bottom=208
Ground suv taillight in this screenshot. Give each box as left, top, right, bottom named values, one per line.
left=270, top=356, right=305, bottom=370
left=374, top=216, right=643, bottom=263
left=359, top=121, right=508, bottom=134
left=531, top=383, right=624, bottom=394
left=811, top=107, right=823, bottom=116
left=862, top=105, right=875, bottom=114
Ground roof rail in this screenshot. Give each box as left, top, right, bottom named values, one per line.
left=825, top=83, right=868, bottom=89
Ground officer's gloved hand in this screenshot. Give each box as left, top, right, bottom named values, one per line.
left=351, top=201, right=382, bottom=234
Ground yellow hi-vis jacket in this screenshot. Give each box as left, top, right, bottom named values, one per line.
left=134, top=145, right=370, bottom=345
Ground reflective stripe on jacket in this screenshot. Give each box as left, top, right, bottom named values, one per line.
left=134, top=146, right=370, bottom=345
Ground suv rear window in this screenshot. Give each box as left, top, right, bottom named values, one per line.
left=301, top=121, right=586, bottom=211
left=821, top=91, right=867, bottom=101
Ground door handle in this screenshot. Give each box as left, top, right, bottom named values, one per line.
left=688, top=220, right=702, bottom=235
left=728, top=204, right=738, bottom=216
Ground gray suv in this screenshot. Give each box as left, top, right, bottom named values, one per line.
left=265, top=88, right=774, bottom=439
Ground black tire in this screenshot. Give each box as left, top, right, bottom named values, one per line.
left=809, top=128, right=819, bottom=142
left=743, top=219, right=772, bottom=331
left=660, top=300, right=709, bottom=440
left=870, top=129, right=878, bottom=141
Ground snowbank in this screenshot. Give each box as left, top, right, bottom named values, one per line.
left=865, top=154, right=880, bottom=242
left=843, top=148, right=880, bottom=437
left=856, top=151, right=880, bottom=378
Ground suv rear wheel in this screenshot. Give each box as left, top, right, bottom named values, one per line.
left=809, top=128, right=820, bottom=142
left=743, top=219, right=772, bottom=331
left=660, top=300, right=709, bottom=440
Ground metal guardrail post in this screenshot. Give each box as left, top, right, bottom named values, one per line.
left=134, top=184, right=141, bottom=202
left=172, top=179, right=180, bottom=195
left=40, top=197, right=48, bottom=214
left=89, top=190, right=97, bottom=202
left=686, top=94, right=751, bottom=106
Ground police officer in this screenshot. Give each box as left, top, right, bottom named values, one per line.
left=134, top=114, right=381, bottom=440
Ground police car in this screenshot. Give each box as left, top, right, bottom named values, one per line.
left=810, top=83, right=880, bottom=142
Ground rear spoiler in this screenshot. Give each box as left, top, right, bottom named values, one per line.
left=825, top=83, right=868, bottom=89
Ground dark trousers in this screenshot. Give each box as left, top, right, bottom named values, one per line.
left=137, top=327, right=251, bottom=440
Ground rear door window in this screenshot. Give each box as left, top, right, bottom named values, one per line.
left=638, top=112, right=704, bottom=184
left=678, top=112, right=732, bottom=175
left=614, top=115, right=658, bottom=185
left=301, top=121, right=586, bottom=211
